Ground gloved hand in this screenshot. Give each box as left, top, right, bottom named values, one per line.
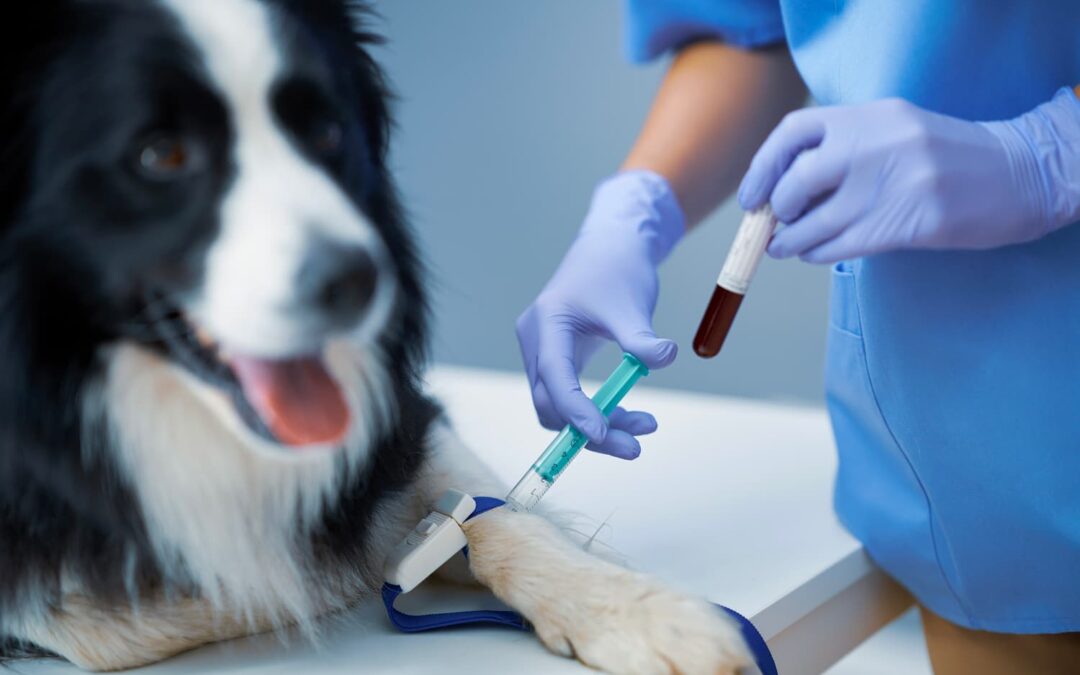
left=516, top=170, right=684, bottom=459
left=738, top=88, right=1080, bottom=263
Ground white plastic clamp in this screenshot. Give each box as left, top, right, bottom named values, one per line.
left=383, top=489, right=476, bottom=593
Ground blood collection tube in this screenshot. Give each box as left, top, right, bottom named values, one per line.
left=693, top=206, right=778, bottom=358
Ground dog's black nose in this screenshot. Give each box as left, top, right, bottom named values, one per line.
left=300, top=242, right=378, bottom=328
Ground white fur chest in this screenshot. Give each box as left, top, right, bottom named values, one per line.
left=91, top=342, right=392, bottom=623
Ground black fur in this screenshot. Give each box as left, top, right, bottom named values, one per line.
left=0, top=0, right=430, bottom=658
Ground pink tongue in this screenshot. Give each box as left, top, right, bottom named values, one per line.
left=229, top=355, right=350, bottom=448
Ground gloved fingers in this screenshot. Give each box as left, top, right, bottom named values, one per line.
left=767, top=193, right=852, bottom=259
left=797, top=223, right=873, bottom=264
left=536, top=319, right=608, bottom=444
left=739, top=108, right=828, bottom=211
left=609, top=315, right=678, bottom=371
left=585, top=428, right=642, bottom=460
left=769, top=147, right=847, bottom=224
left=515, top=305, right=542, bottom=388
left=533, top=388, right=656, bottom=439
left=517, top=306, right=563, bottom=428
left=607, top=407, right=658, bottom=436
left=529, top=379, right=567, bottom=431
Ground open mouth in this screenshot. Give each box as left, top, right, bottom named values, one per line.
left=138, top=295, right=351, bottom=449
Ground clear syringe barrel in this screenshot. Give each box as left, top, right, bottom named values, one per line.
left=505, top=353, right=649, bottom=512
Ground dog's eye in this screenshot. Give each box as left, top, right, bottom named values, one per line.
left=310, top=119, right=344, bottom=157
left=135, top=135, right=196, bottom=180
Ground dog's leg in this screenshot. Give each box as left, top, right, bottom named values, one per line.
left=418, top=419, right=752, bottom=675
left=12, top=594, right=280, bottom=672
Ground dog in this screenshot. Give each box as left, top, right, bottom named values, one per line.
left=0, top=1, right=750, bottom=672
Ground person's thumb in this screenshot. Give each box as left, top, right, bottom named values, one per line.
left=612, top=320, right=678, bottom=370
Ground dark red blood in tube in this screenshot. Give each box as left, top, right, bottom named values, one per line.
left=693, top=285, right=744, bottom=358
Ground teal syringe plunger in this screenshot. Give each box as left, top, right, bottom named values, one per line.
left=505, top=353, right=649, bottom=512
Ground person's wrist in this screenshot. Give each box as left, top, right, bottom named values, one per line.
left=580, top=170, right=686, bottom=264
left=980, top=87, right=1080, bottom=237
left=979, top=117, right=1054, bottom=238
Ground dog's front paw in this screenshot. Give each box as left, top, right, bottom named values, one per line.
left=531, top=568, right=751, bottom=675
left=464, top=511, right=751, bottom=675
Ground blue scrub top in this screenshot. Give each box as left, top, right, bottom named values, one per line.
left=626, top=0, right=1080, bottom=633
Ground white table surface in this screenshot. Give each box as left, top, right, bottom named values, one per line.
left=17, top=365, right=910, bottom=675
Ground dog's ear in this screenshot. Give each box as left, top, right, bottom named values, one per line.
left=277, top=1, right=401, bottom=221
left=342, top=2, right=395, bottom=166
left=0, top=0, right=77, bottom=233
left=273, top=1, right=393, bottom=159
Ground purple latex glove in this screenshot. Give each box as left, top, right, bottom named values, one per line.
left=739, top=88, right=1080, bottom=263
left=516, top=170, right=684, bottom=459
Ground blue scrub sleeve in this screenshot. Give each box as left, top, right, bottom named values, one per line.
left=624, top=0, right=786, bottom=63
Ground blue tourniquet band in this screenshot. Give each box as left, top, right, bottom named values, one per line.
left=722, top=607, right=778, bottom=675
left=381, top=498, right=778, bottom=674
left=380, top=583, right=527, bottom=632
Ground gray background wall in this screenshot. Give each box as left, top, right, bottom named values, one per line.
left=373, top=1, right=830, bottom=404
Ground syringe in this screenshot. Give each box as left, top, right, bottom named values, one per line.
left=504, top=353, right=649, bottom=512
left=383, top=353, right=649, bottom=594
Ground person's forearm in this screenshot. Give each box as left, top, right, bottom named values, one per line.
left=621, top=41, right=806, bottom=227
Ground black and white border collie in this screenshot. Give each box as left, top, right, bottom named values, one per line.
left=0, top=1, right=748, bottom=672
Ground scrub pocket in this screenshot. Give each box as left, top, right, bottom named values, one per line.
left=828, top=261, right=861, bottom=336
left=823, top=261, right=967, bottom=624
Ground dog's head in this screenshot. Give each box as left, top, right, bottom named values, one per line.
left=2, top=0, right=424, bottom=452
